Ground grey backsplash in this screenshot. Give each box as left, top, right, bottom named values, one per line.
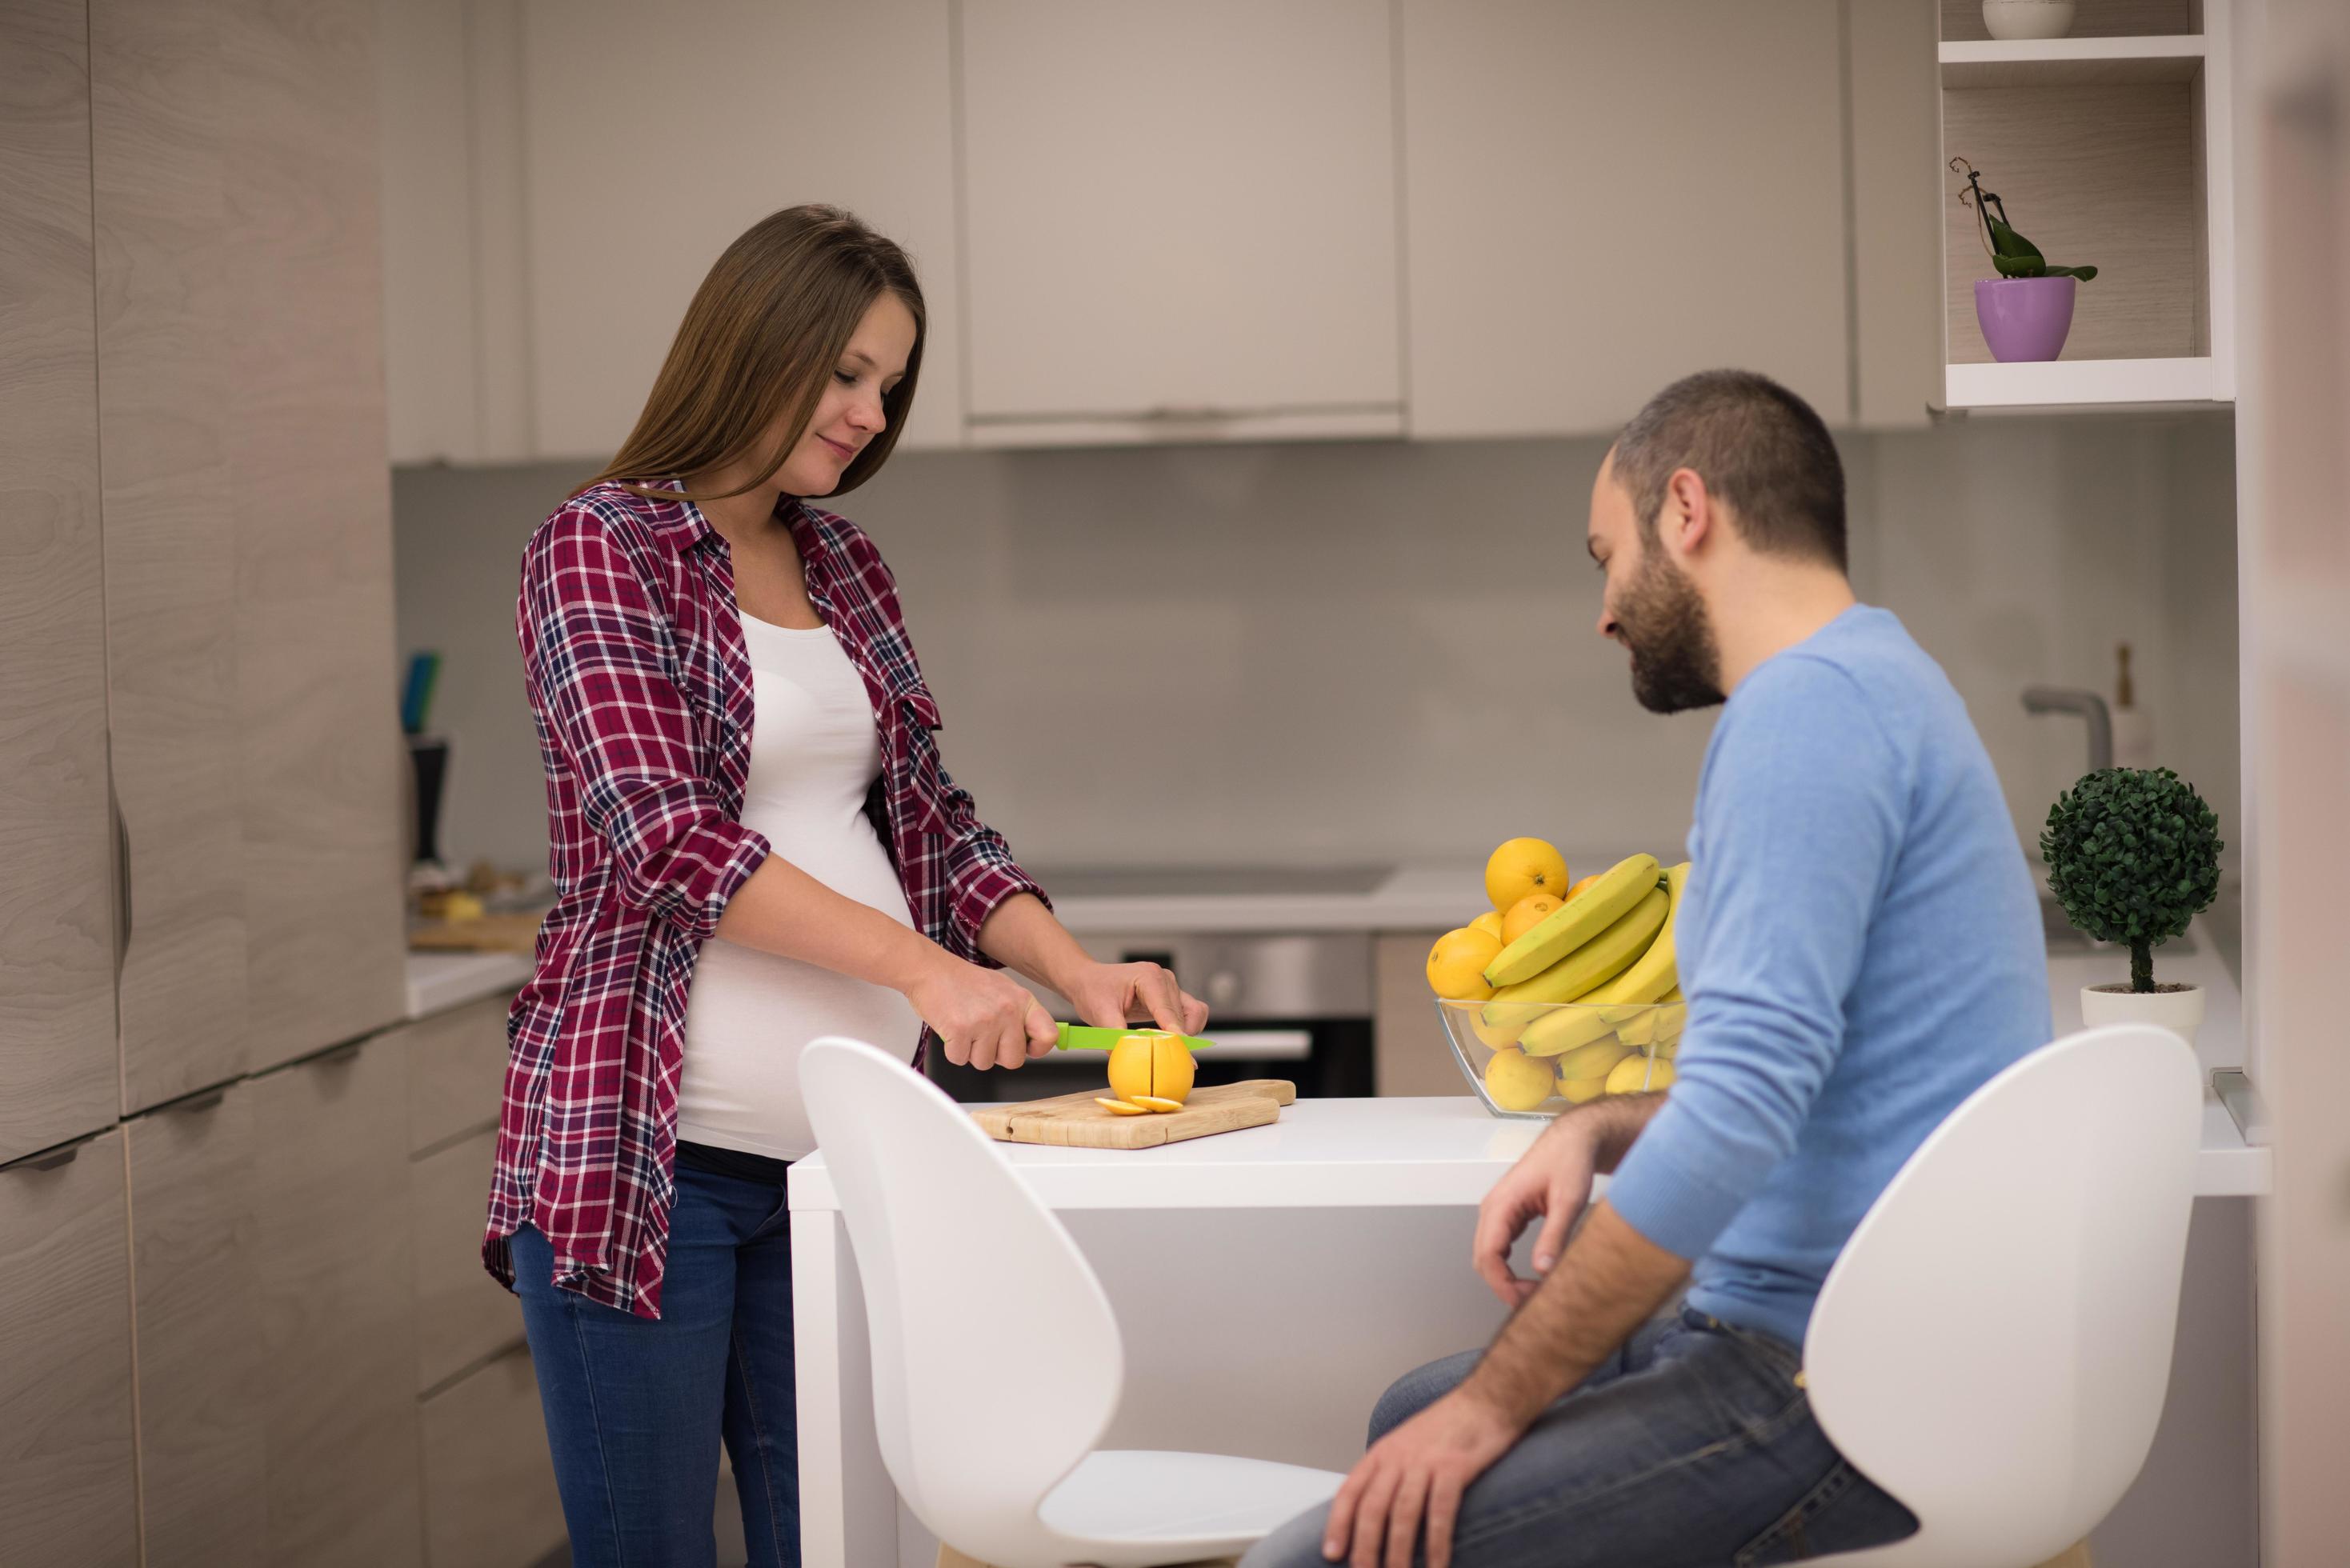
left=393, top=414, right=2239, bottom=885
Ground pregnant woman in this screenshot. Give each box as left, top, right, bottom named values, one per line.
left=485, top=205, right=1208, bottom=1566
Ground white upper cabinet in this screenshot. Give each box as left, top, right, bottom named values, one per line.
left=956, top=0, right=1404, bottom=445
left=518, top=0, right=966, bottom=458
left=1399, top=0, right=1854, bottom=437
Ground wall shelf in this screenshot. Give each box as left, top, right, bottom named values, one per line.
left=1940, top=34, right=2206, bottom=88
left=1936, top=0, right=2235, bottom=409
left=1944, top=354, right=2214, bottom=409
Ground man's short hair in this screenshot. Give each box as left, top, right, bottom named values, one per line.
left=1611, top=370, right=1848, bottom=572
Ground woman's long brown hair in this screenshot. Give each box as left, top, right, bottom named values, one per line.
left=578, top=205, right=925, bottom=504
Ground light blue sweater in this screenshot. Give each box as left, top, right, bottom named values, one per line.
left=1607, top=606, right=2051, bottom=1350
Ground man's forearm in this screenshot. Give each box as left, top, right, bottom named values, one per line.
left=1461, top=1198, right=1691, bottom=1428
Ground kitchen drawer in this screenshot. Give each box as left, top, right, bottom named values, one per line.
left=413, top=1125, right=522, bottom=1392
left=0, top=1130, right=140, bottom=1566
left=398, top=992, right=514, bottom=1155
left=249, top=1038, right=424, bottom=1566
left=126, top=1083, right=268, bottom=1566
left=1375, top=932, right=1471, bottom=1098
left=419, top=1342, right=566, bottom=1568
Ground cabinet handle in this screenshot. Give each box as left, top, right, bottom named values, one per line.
left=113, top=795, right=133, bottom=966
left=170, top=1087, right=228, bottom=1117
left=1137, top=404, right=1239, bottom=422
left=13, top=1134, right=95, bottom=1173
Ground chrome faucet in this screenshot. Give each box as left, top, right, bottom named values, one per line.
left=2023, top=686, right=2113, bottom=775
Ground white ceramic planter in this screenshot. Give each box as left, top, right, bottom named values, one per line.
left=1982, top=0, right=2077, bottom=40
left=2081, top=982, right=2205, bottom=1048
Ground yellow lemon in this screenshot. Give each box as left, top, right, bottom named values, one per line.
left=1605, top=1052, right=1675, bottom=1095
left=1426, top=927, right=1503, bottom=1001
left=1501, top=891, right=1565, bottom=945
left=1483, top=1047, right=1556, bottom=1112
left=1469, top=910, right=1507, bottom=942
left=1107, top=1034, right=1195, bottom=1106
left=1095, top=1097, right=1148, bottom=1115
left=1556, top=1075, right=1611, bottom=1105
left=1484, top=838, right=1571, bottom=913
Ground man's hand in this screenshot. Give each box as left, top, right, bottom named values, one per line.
left=1059, top=959, right=1208, bottom=1036
left=1472, top=1116, right=1599, bottom=1307
left=1322, top=1386, right=1521, bottom=1568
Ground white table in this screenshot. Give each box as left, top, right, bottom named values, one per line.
left=787, top=1095, right=2266, bottom=1567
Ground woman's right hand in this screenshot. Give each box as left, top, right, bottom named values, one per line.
left=903, top=954, right=1058, bottom=1070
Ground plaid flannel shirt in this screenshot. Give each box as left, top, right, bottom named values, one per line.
left=484, top=481, right=1044, bottom=1319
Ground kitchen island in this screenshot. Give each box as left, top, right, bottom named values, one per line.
left=791, top=1092, right=2267, bottom=1568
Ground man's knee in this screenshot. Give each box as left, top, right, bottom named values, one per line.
left=1237, top=1502, right=1334, bottom=1568
left=1367, top=1348, right=1483, bottom=1444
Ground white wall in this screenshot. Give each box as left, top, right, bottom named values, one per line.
left=392, top=415, right=2238, bottom=882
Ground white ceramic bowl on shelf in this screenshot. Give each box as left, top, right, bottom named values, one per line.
left=1435, top=998, right=1680, bottom=1120
left=1981, top=0, right=2077, bottom=41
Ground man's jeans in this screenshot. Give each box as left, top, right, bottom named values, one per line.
left=511, top=1162, right=800, bottom=1567
left=1241, top=1306, right=1916, bottom=1568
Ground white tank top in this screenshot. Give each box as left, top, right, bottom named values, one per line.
left=675, top=614, right=922, bottom=1161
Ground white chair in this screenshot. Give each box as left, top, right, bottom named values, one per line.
left=797, top=1035, right=1343, bottom=1568
left=1804, top=1023, right=2204, bottom=1566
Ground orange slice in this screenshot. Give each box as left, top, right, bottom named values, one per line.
left=1095, top=1097, right=1149, bottom=1115
left=1131, top=1094, right=1184, bottom=1113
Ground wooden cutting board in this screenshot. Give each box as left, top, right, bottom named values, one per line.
left=406, top=910, right=544, bottom=954
left=970, top=1079, right=1295, bottom=1150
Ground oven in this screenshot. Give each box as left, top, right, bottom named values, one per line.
left=925, top=929, right=1375, bottom=1104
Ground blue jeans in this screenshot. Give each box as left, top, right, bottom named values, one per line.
left=1241, top=1306, right=1916, bottom=1568
left=512, top=1164, right=799, bottom=1567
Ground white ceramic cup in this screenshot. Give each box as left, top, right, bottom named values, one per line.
left=2080, top=982, right=2205, bottom=1049
left=1982, top=0, right=2078, bottom=41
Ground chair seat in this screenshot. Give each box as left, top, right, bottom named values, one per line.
left=1035, top=1449, right=1346, bottom=1566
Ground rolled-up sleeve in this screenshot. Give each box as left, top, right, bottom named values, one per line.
left=935, top=759, right=1048, bottom=963
left=521, top=508, right=769, bottom=939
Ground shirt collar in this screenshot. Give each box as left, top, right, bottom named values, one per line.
left=639, top=478, right=821, bottom=570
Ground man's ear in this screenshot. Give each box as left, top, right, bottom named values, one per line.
left=1660, top=467, right=1715, bottom=560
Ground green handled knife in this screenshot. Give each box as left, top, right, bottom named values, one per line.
left=1054, top=1022, right=1215, bottom=1052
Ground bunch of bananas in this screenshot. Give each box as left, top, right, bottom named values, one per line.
left=1427, top=842, right=1691, bottom=1112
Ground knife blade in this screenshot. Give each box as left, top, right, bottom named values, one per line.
left=1054, top=1022, right=1215, bottom=1052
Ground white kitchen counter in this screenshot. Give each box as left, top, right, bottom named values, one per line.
left=403, top=949, right=532, bottom=1020
left=788, top=1091, right=2268, bottom=1218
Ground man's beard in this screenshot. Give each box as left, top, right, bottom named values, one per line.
left=1617, top=553, right=1726, bottom=714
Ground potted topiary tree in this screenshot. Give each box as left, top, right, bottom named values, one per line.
left=2041, top=766, right=2224, bottom=1046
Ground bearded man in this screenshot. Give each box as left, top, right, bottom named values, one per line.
left=1244, top=370, right=2052, bottom=1568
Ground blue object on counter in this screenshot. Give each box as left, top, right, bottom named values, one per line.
left=401, top=650, right=442, bottom=734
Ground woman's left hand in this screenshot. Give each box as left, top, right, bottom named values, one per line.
left=1060, top=961, right=1209, bottom=1036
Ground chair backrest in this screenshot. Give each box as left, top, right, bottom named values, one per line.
left=798, top=1036, right=1123, bottom=1565
left=1804, top=1024, right=2203, bottom=1566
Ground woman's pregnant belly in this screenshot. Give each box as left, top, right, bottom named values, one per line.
left=675, top=818, right=922, bottom=1162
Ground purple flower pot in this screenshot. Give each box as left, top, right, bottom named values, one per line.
left=1975, top=276, right=2076, bottom=362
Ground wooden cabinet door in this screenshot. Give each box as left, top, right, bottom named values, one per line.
left=1374, top=932, right=1471, bottom=1098
left=399, top=992, right=515, bottom=1157
left=219, top=0, right=407, bottom=1071
left=126, top=1082, right=268, bottom=1567
left=1400, top=0, right=1852, bottom=437
left=517, top=0, right=966, bottom=456
left=248, top=1038, right=424, bottom=1567
left=0, top=1130, right=139, bottom=1566
left=419, top=1345, right=567, bottom=1568
left=958, top=0, right=1404, bottom=442
left=90, top=0, right=252, bottom=1114
left=0, top=0, right=121, bottom=1165
left=412, top=1126, right=523, bottom=1393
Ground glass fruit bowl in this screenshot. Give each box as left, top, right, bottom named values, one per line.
left=1435, top=996, right=1685, bottom=1120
